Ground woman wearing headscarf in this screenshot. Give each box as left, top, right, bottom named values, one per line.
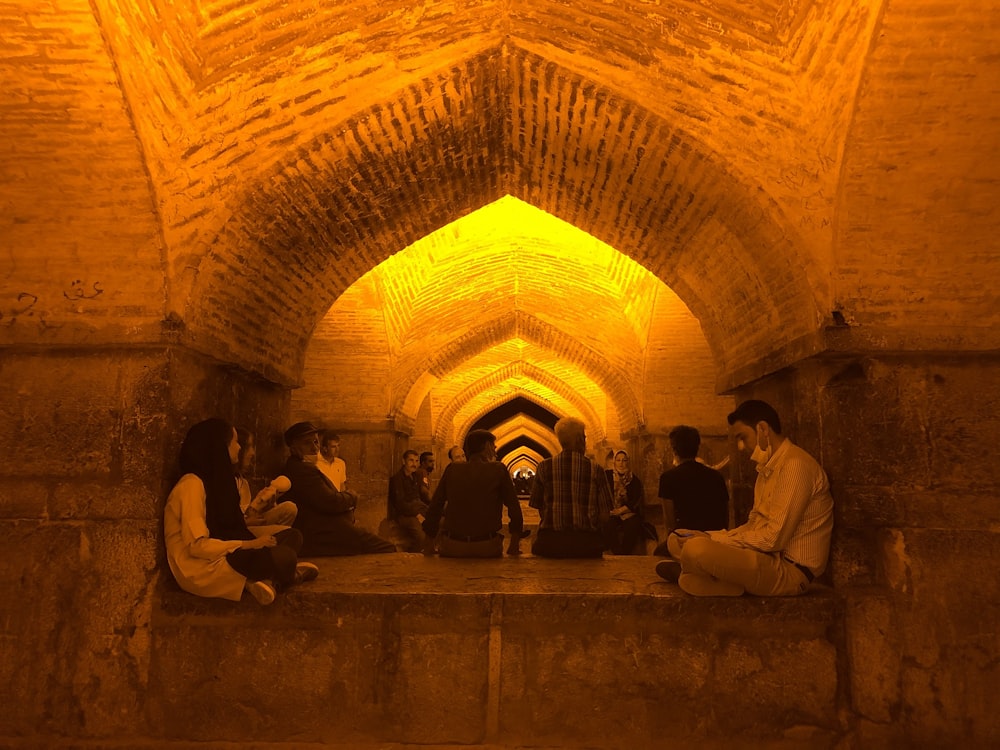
left=164, top=418, right=317, bottom=605
left=603, top=449, right=654, bottom=554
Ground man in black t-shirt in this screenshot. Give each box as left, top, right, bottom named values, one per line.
left=422, top=430, right=524, bottom=558
left=655, top=425, right=729, bottom=555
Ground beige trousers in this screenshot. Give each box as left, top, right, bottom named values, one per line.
left=667, top=533, right=809, bottom=597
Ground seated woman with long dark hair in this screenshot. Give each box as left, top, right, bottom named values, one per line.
left=164, top=418, right=318, bottom=605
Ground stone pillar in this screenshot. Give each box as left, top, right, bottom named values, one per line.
left=0, top=344, right=288, bottom=740
left=730, top=352, right=1000, bottom=746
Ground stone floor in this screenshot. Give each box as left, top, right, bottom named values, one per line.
left=294, top=549, right=676, bottom=597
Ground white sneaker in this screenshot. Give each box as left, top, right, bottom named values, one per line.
left=246, top=580, right=276, bottom=605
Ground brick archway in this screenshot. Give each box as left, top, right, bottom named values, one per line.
left=431, top=364, right=608, bottom=447
left=399, top=313, right=636, bottom=434
left=181, top=48, right=821, bottom=387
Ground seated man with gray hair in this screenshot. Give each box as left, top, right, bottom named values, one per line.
left=529, top=417, right=613, bottom=558
left=422, top=429, right=525, bottom=558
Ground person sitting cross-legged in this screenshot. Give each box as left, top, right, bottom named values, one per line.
left=234, top=426, right=297, bottom=532
left=653, top=425, right=729, bottom=555
left=422, top=429, right=525, bottom=558
left=282, top=421, right=396, bottom=556
left=655, top=400, right=833, bottom=597
left=386, top=449, right=428, bottom=552
left=164, top=418, right=318, bottom=607
left=603, top=449, right=657, bottom=555
left=529, top=417, right=613, bottom=559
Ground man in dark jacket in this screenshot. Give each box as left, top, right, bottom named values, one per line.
left=387, top=449, right=427, bottom=552
left=282, top=422, right=395, bottom=556
left=422, top=430, right=524, bottom=558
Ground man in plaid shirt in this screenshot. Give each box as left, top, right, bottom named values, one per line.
left=529, top=417, right=613, bottom=558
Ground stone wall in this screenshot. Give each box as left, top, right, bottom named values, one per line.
left=733, top=352, right=1000, bottom=746
left=0, top=345, right=288, bottom=741
left=148, top=560, right=844, bottom=749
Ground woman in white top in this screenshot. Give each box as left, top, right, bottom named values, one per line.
left=164, top=418, right=317, bottom=605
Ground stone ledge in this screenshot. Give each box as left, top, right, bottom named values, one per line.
left=147, top=555, right=845, bottom=748
left=154, top=554, right=841, bottom=641
left=156, top=553, right=840, bottom=614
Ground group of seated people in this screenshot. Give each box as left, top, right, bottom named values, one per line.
left=165, top=398, right=833, bottom=606
left=164, top=419, right=393, bottom=606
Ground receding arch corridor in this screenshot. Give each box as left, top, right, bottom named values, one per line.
left=1, top=1, right=998, bottom=746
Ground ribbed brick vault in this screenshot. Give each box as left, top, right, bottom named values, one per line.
left=296, top=196, right=723, bottom=448
left=80, top=0, right=888, bottom=389
left=181, top=43, right=826, bottom=390
left=83, top=0, right=886, bottom=447
left=6, top=0, right=998, bottom=444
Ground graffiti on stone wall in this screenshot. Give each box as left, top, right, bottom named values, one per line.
left=0, top=292, right=38, bottom=325
left=1, top=279, right=103, bottom=327
left=63, top=279, right=104, bottom=300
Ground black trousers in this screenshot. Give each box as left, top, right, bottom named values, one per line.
left=531, top=528, right=605, bottom=559
left=603, top=514, right=644, bottom=555
left=227, top=527, right=303, bottom=589
left=303, top=521, right=397, bottom=556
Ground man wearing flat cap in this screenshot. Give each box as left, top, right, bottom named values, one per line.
left=281, top=421, right=396, bottom=556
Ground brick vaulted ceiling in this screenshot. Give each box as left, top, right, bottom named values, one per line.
left=85, top=0, right=882, bottom=382
left=5, top=1, right=998, bottom=431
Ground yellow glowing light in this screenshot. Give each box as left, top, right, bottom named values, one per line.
left=308, top=194, right=712, bottom=450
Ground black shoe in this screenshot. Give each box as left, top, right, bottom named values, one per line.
left=293, top=562, right=319, bottom=585
left=655, top=560, right=682, bottom=583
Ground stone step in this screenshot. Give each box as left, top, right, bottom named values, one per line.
left=148, top=555, right=845, bottom=749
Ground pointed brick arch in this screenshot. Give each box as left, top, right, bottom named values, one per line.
left=452, top=387, right=603, bottom=455
left=430, top=361, right=607, bottom=446
left=489, top=415, right=561, bottom=458
left=181, top=47, right=820, bottom=386
left=397, top=311, right=638, bottom=432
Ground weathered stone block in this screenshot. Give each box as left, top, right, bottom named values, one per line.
left=148, top=592, right=493, bottom=745
left=0, top=355, right=122, bottom=479
left=498, top=592, right=840, bottom=747
left=0, top=479, right=49, bottom=519
left=879, top=529, right=1000, bottom=745
left=829, top=526, right=879, bottom=588
left=818, top=359, right=931, bottom=491
left=49, top=481, right=159, bottom=521
left=712, top=638, right=838, bottom=735
left=926, top=361, right=1000, bottom=491
left=0, top=519, right=157, bottom=739
left=844, top=591, right=899, bottom=723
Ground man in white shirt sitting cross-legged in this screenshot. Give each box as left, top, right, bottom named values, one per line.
left=656, top=399, right=833, bottom=597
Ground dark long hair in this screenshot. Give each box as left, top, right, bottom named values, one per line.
left=177, top=418, right=253, bottom=541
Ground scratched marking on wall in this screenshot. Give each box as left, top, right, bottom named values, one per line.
left=0, top=292, right=38, bottom=325
left=63, top=280, right=104, bottom=300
